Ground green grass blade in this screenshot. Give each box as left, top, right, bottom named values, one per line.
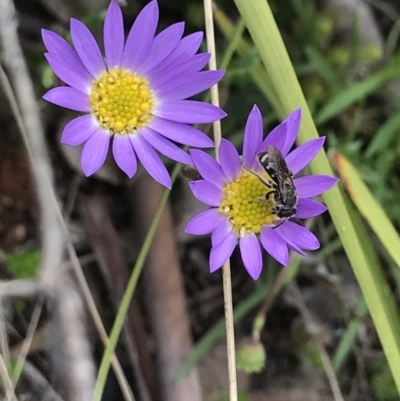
left=305, top=46, right=339, bottom=90
left=213, top=6, right=283, bottom=115
left=365, top=111, right=400, bottom=158
left=334, top=151, right=400, bottom=270
left=333, top=297, right=368, bottom=372
left=315, top=72, right=389, bottom=124
left=231, top=0, right=400, bottom=392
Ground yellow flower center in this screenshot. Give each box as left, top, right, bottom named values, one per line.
left=89, top=68, right=155, bottom=135
left=219, top=168, right=280, bottom=235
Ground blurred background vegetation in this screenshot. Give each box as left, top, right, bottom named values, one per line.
left=2, top=0, right=400, bottom=400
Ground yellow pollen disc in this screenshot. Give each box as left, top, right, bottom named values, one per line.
left=89, top=68, right=155, bottom=135
left=219, top=168, right=280, bottom=235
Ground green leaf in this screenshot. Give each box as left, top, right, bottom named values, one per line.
left=365, top=112, right=400, bottom=158
left=6, top=249, right=40, bottom=279
left=305, top=46, right=339, bottom=90
left=315, top=72, right=388, bottom=125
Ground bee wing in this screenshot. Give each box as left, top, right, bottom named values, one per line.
left=259, top=146, right=296, bottom=202
left=265, top=145, right=292, bottom=177
left=258, top=146, right=292, bottom=180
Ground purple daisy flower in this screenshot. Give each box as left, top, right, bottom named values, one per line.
left=185, top=105, right=338, bottom=280
left=42, top=0, right=226, bottom=188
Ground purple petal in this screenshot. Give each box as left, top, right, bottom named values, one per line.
left=239, top=233, right=263, bottom=280
left=209, top=232, right=237, bottom=273
left=43, top=87, right=89, bottom=111
left=45, top=53, right=91, bottom=93
left=258, top=120, right=287, bottom=156
left=155, top=70, right=225, bottom=100
left=112, top=134, right=137, bottom=178
left=243, top=105, right=263, bottom=168
left=42, top=29, right=73, bottom=56
left=219, top=139, right=241, bottom=181
left=281, top=108, right=302, bottom=156
left=155, top=100, right=226, bottom=124
left=174, top=32, right=203, bottom=57
left=104, top=0, right=124, bottom=69
left=149, top=32, right=203, bottom=74
left=271, top=223, right=306, bottom=256
left=130, top=134, right=171, bottom=189
left=188, top=180, right=223, bottom=207
left=139, top=22, right=185, bottom=75
left=140, top=127, right=192, bottom=165
left=286, top=137, right=325, bottom=175
left=260, top=228, right=289, bottom=266
left=121, top=0, right=159, bottom=70
left=185, top=208, right=225, bottom=235
left=276, top=220, right=320, bottom=250
left=295, top=198, right=327, bottom=219
left=70, top=18, right=105, bottom=77
left=81, top=129, right=110, bottom=176
left=190, top=149, right=228, bottom=188
left=61, top=115, right=98, bottom=146
left=211, top=218, right=233, bottom=247
left=148, top=117, right=213, bottom=148
left=150, top=53, right=211, bottom=89
left=295, top=175, right=339, bottom=198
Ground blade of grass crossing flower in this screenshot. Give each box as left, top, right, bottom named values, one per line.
left=232, top=0, right=400, bottom=393
left=334, top=152, right=400, bottom=271
left=331, top=195, right=385, bottom=373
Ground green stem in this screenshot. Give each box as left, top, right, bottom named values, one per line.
left=92, top=165, right=181, bottom=401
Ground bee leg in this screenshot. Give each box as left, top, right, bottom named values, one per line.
left=272, top=218, right=287, bottom=229
left=243, top=166, right=275, bottom=188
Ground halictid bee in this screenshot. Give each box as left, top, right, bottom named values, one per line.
left=257, top=145, right=298, bottom=220
left=245, top=145, right=300, bottom=227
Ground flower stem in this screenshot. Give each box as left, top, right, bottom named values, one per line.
left=203, top=1, right=238, bottom=400
left=91, top=165, right=181, bottom=401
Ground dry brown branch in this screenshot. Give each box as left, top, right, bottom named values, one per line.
left=130, top=174, right=203, bottom=401
left=0, top=280, right=42, bottom=298
left=0, top=0, right=96, bottom=399
left=79, top=193, right=152, bottom=401
left=20, top=360, right=65, bottom=401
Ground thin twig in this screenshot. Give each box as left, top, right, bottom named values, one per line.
left=203, top=1, right=238, bottom=401
left=0, top=10, right=134, bottom=399
left=0, top=353, right=17, bottom=401
left=11, top=299, right=44, bottom=390
left=288, top=280, right=345, bottom=401
left=21, top=360, right=65, bottom=401
left=0, top=280, right=42, bottom=298
left=0, top=0, right=97, bottom=398
left=0, top=0, right=64, bottom=285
